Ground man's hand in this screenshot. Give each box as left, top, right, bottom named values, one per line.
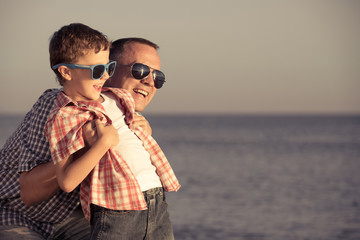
left=132, top=114, right=152, bottom=135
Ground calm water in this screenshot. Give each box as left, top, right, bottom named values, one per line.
left=1, top=114, right=360, bottom=240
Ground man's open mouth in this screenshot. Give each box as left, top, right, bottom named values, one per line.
left=134, top=88, right=149, bottom=97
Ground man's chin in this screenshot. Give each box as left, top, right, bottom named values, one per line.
left=134, top=101, right=146, bottom=112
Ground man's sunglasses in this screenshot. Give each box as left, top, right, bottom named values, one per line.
left=52, top=61, right=117, bottom=80
left=118, top=63, right=166, bottom=89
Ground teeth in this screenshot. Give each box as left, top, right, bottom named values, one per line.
left=134, top=89, right=148, bottom=97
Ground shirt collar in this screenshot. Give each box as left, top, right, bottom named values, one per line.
left=56, top=88, right=136, bottom=125
left=102, top=87, right=136, bottom=124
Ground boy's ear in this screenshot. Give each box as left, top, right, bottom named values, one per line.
left=57, top=66, right=72, bottom=81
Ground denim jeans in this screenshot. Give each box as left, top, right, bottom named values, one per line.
left=90, top=187, right=174, bottom=240
left=0, top=206, right=90, bottom=240
left=50, top=205, right=90, bottom=240
left=0, top=226, right=44, bottom=240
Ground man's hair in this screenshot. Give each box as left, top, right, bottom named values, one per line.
left=109, top=38, right=159, bottom=61
left=49, top=23, right=110, bottom=85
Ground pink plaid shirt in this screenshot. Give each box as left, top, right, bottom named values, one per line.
left=45, top=88, right=180, bottom=221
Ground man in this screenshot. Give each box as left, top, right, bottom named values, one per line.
left=0, top=37, right=176, bottom=240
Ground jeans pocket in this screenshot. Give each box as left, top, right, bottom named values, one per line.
left=104, top=209, right=134, bottom=216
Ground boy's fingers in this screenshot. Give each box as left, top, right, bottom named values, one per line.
left=95, top=119, right=112, bottom=129
left=82, top=121, right=98, bottom=146
left=94, top=119, right=103, bottom=129
left=83, top=121, right=92, bottom=131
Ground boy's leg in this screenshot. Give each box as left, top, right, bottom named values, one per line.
left=90, top=205, right=148, bottom=240
left=90, top=188, right=174, bottom=240
left=50, top=205, right=90, bottom=240
left=0, top=225, right=44, bottom=240
left=145, top=188, right=175, bottom=240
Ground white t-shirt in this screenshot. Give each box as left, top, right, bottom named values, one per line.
left=101, top=92, right=162, bottom=192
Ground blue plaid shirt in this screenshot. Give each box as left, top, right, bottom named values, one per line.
left=0, top=89, right=80, bottom=239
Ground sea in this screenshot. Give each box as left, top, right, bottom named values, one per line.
left=1, top=114, right=360, bottom=240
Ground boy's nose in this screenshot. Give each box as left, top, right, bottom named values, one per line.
left=101, top=70, right=110, bottom=80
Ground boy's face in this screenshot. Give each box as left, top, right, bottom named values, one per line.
left=107, top=43, right=161, bottom=112
left=63, top=50, right=110, bottom=102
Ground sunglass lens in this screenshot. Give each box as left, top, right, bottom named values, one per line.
left=93, top=65, right=105, bottom=79
left=132, top=63, right=150, bottom=80
left=108, top=62, right=116, bottom=77
left=153, top=70, right=165, bottom=89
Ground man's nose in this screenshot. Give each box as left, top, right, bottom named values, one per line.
left=140, top=72, right=154, bottom=87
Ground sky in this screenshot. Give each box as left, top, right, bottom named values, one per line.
left=0, top=0, right=359, bottom=115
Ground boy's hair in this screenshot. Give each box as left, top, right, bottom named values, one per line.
left=109, top=38, right=159, bottom=62
left=49, top=23, right=110, bottom=85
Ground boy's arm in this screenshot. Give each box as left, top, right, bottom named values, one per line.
left=55, top=119, right=119, bottom=193
left=19, top=113, right=149, bottom=205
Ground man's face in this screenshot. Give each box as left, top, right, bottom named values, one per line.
left=108, top=42, right=161, bottom=112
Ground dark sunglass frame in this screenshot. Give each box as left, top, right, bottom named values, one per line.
left=118, top=63, right=166, bottom=89
left=52, top=61, right=117, bottom=80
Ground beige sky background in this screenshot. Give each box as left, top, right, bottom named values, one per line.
left=0, top=0, right=359, bottom=115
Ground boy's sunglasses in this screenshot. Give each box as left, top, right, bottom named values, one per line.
left=118, top=63, right=166, bottom=89
left=52, top=61, right=117, bottom=80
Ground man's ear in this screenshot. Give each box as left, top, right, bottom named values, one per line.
left=57, top=66, right=72, bottom=81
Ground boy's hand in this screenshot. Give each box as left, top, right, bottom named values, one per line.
left=132, top=114, right=152, bottom=135
left=83, top=121, right=97, bottom=147
left=95, top=119, right=119, bottom=148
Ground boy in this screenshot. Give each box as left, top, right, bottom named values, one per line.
left=46, top=23, right=180, bottom=239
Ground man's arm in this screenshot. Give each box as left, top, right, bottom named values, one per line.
left=16, top=89, right=60, bottom=206
left=19, top=147, right=90, bottom=206
left=19, top=121, right=93, bottom=206
left=19, top=162, right=59, bottom=206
